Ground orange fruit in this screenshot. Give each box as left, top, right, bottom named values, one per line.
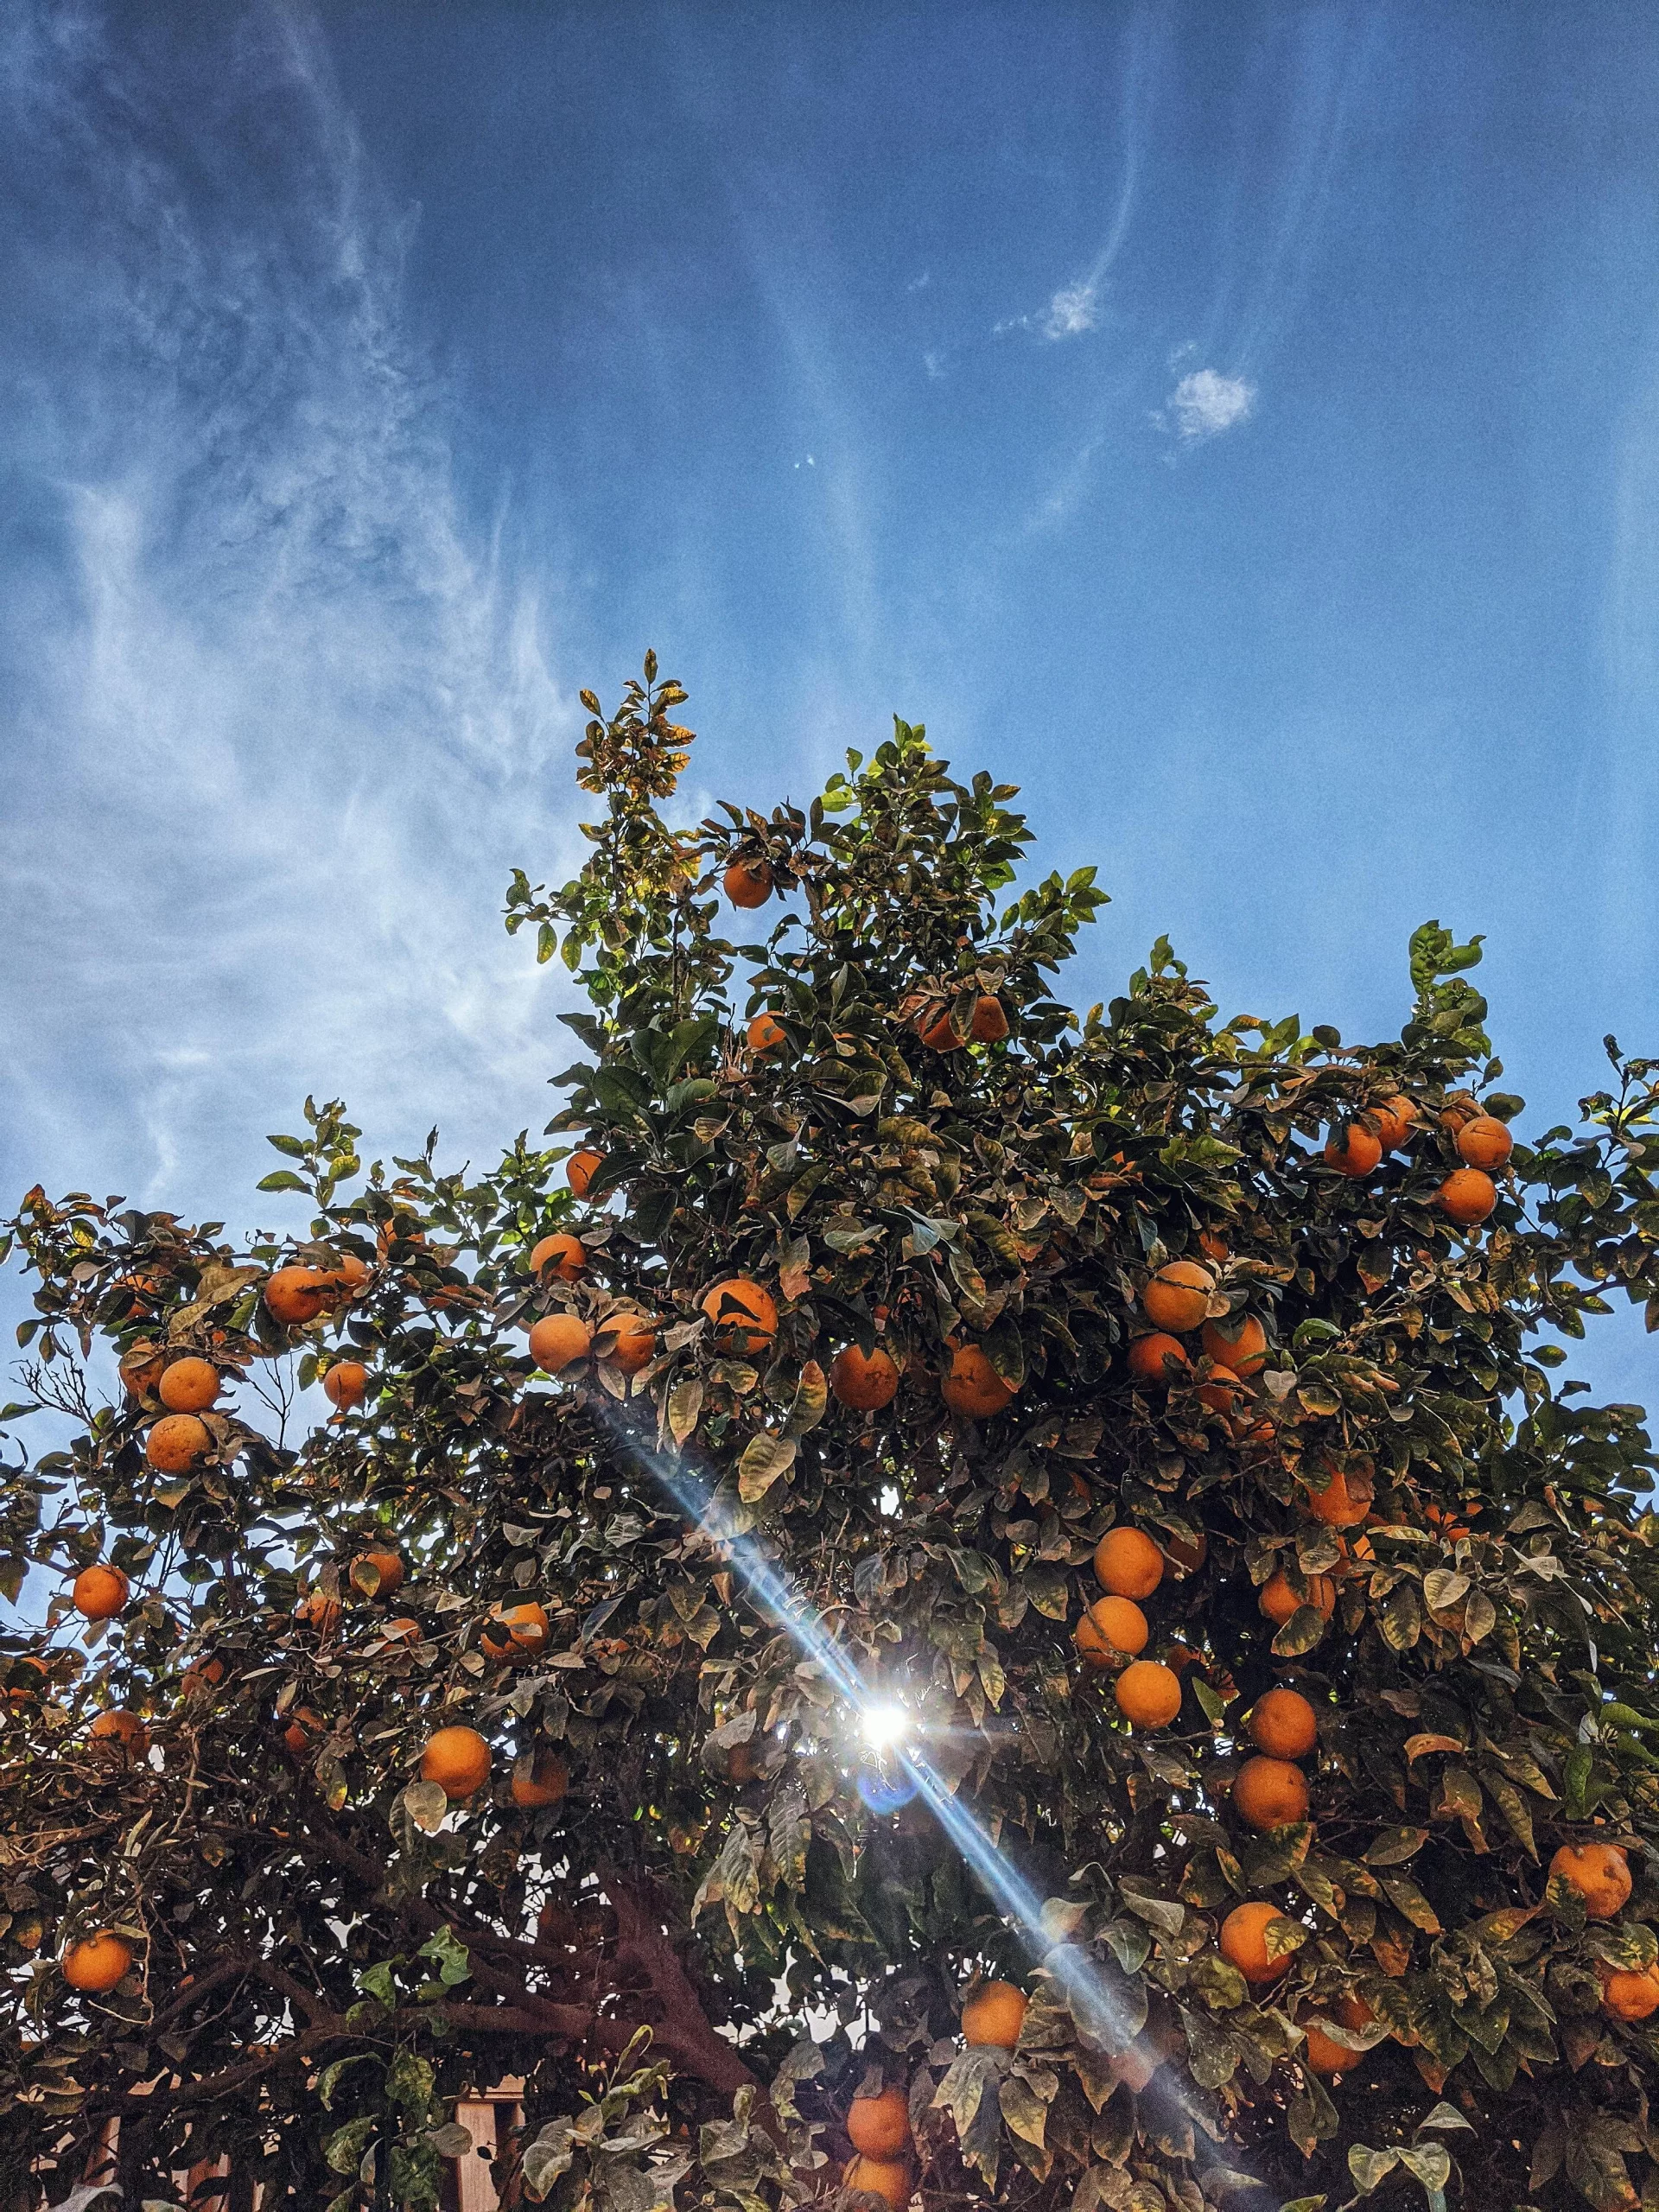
left=157, top=1357, right=220, bottom=1414
left=1200, top=1313, right=1268, bottom=1376
left=181, top=1655, right=225, bottom=1697
left=378, top=1618, right=423, bottom=1648
left=1094, top=1527, right=1164, bottom=1599
left=724, top=857, right=772, bottom=908
left=1127, top=1332, right=1189, bottom=1383
left=1599, top=1961, right=1659, bottom=2021
left=701, top=1277, right=779, bottom=1359
left=970, top=996, right=1009, bottom=1044
left=72, top=1565, right=130, bottom=1622
left=1303, top=1461, right=1371, bottom=1529
left=1300, top=2018, right=1356, bottom=2077
left=529, top=1313, right=592, bottom=1374
left=88, top=1709, right=149, bottom=1756
left=1196, top=1364, right=1243, bottom=1416
left=1437, top=1168, right=1497, bottom=1225
left=1249, top=1688, right=1319, bottom=1760
left=1457, top=1115, right=1514, bottom=1171
left=1115, top=1660, right=1183, bottom=1730
left=1373, top=1095, right=1417, bottom=1151
left=940, top=1342, right=1016, bottom=1420
left=596, top=1313, right=657, bottom=1374
left=353, top=1548, right=404, bottom=1598
left=323, top=1361, right=369, bottom=1410
left=481, top=1601, right=550, bottom=1664
left=747, top=1011, right=786, bottom=1053
left=830, top=1344, right=899, bottom=1410
left=1258, top=1570, right=1336, bottom=1627
left=1425, top=1502, right=1478, bottom=1541
left=1549, top=1841, right=1631, bottom=1920
left=1141, top=1262, right=1214, bottom=1333
left=296, top=1590, right=341, bottom=1637
left=145, top=1414, right=210, bottom=1475
left=529, top=1233, right=586, bottom=1283
left=319, top=1250, right=371, bottom=1302
left=1235, top=1755, right=1310, bottom=1830
left=1325, top=1124, right=1382, bottom=1178
left=1162, top=1529, right=1208, bottom=1578
left=119, top=1346, right=166, bottom=1398
left=1075, top=1597, right=1149, bottom=1663
left=847, top=2085, right=912, bottom=2158
left=63, top=1932, right=131, bottom=1993
left=1197, top=1227, right=1230, bottom=1264
left=1220, top=1901, right=1293, bottom=1984
left=843, top=2156, right=912, bottom=2210
left=918, top=1003, right=965, bottom=1052
left=566, top=1147, right=604, bottom=1198
left=511, top=1750, right=569, bottom=1809
left=961, top=1980, right=1027, bottom=2048
left=264, top=1266, right=328, bottom=1325
left=422, top=1725, right=492, bottom=1802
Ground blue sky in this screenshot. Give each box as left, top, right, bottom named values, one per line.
left=2, top=1, right=1657, bottom=1400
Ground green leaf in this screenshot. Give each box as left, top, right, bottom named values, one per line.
left=324, top=2118, right=378, bottom=2176
left=1348, top=2146, right=1400, bottom=2196
left=256, top=1170, right=310, bottom=1194
left=737, top=1433, right=798, bottom=1503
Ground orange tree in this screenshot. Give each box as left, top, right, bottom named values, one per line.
left=5, top=655, right=1659, bottom=2212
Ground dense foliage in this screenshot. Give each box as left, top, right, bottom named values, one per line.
left=5, top=658, right=1659, bottom=2212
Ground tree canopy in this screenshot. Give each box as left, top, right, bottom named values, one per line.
left=6, top=657, right=1659, bottom=2212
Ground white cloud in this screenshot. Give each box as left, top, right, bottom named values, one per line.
left=1040, top=279, right=1100, bottom=341
left=1162, top=367, right=1257, bottom=442
left=0, top=3, right=585, bottom=1230
left=923, top=350, right=945, bottom=381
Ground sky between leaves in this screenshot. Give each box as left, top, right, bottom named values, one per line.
left=1, top=0, right=1656, bottom=1402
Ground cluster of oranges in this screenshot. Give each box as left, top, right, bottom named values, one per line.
left=1320, top=1091, right=1513, bottom=1226
left=1073, top=1527, right=1192, bottom=1729
left=839, top=1980, right=1030, bottom=2207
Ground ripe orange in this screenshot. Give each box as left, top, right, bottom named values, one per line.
left=1127, top=1332, right=1189, bottom=1382
left=1258, top=1569, right=1336, bottom=1627
left=847, top=2085, right=912, bottom=2158
left=319, top=1251, right=371, bottom=1303
left=145, top=1414, right=210, bottom=1475
left=724, top=857, right=772, bottom=908
left=1425, top=1502, right=1478, bottom=1541
left=1196, top=1364, right=1243, bottom=1416
left=1324, top=1124, right=1382, bottom=1178
left=1304, top=1461, right=1371, bottom=1529
left=1549, top=1842, right=1631, bottom=1921
left=1200, top=1313, right=1268, bottom=1376
left=843, top=2156, right=912, bottom=2210
left=482, top=1601, right=550, bottom=1664
left=1075, top=1597, right=1149, bottom=1663
left=970, top=996, right=1009, bottom=1044
left=940, top=1342, right=1016, bottom=1420
left=918, top=1003, right=965, bottom=1052
left=119, top=1346, right=166, bottom=1398
left=1437, top=1168, right=1497, bottom=1225
left=1600, top=1961, right=1659, bottom=2020
left=1372, top=1095, right=1418, bottom=1151
left=530, top=1313, right=593, bottom=1373
left=1220, top=1901, right=1293, bottom=1984
left=63, top=1932, right=131, bottom=1993
left=1249, top=1688, right=1319, bottom=1761
left=353, top=1548, right=404, bottom=1598
left=89, top=1709, right=148, bottom=1756
left=567, top=1147, right=604, bottom=1198
left=265, top=1266, right=328, bottom=1325
left=422, top=1725, right=492, bottom=1801
left=512, top=1749, right=570, bottom=1809
left=1300, top=2018, right=1356, bottom=2077
left=157, top=1357, right=220, bottom=1414
left=72, top=1565, right=130, bottom=1622
left=701, top=1277, right=779, bottom=1359
left=830, top=1344, right=899, bottom=1410
left=961, top=1980, right=1027, bottom=2048
left=529, top=1233, right=586, bottom=1283
left=747, top=1011, right=786, bottom=1053
left=1115, top=1660, right=1183, bottom=1730
left=181, top=1655, right=226, bottom=1697
left=1162, top=1528, right=1208, bottom=1579
left=1198, top=1227, right=1230, bottom=1263
left=1457, top=1115, right=1514, bottom=1171
left=283, top=1707, right=325, bottom=1753
left=1141, top=1262, right=1214, bottom=1333
left=1235, top=1755, right=1310, bottom=1831
left=378, top=1618, right=423, bottom=1649
left=323, top=1361, right=369, bottom=1410
left=597, top=1313, right=657, bottom=1374
left=1094, top=1527, right=1164, bottom=1599
left=296, top=1590, right=340, bottom=1637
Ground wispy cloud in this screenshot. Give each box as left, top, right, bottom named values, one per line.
left=1158, top=367, right=1257, bottom=442
left=0, top=3, right=581, bottom=1223
left=1041, top=278, right=1101, bottom=341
